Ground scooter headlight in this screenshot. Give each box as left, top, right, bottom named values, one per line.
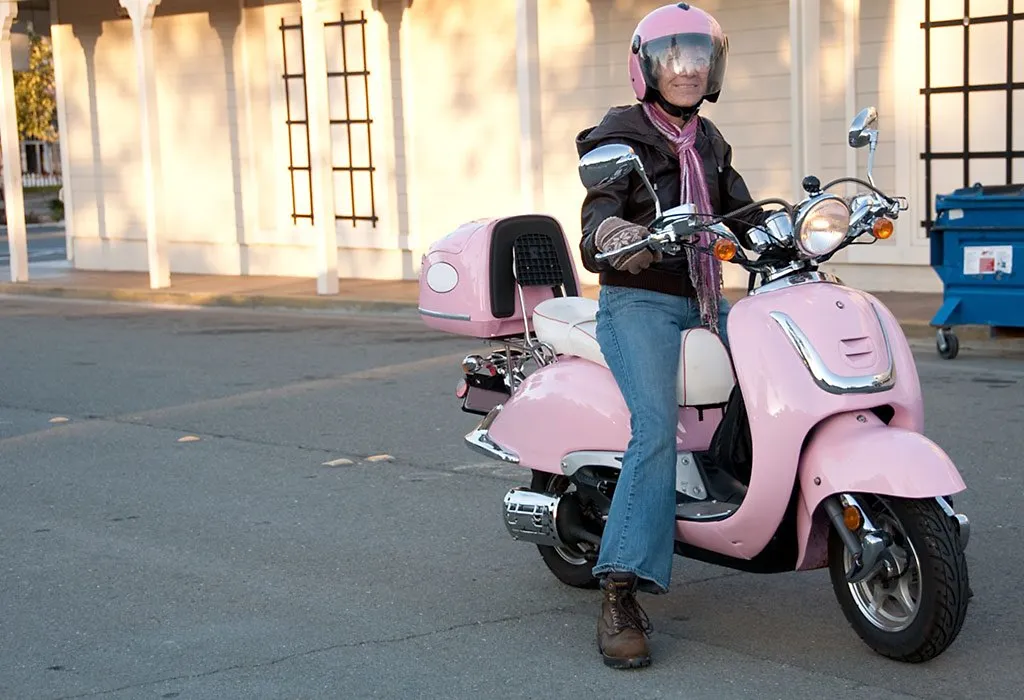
left=795, top=195, right=850, bottom=258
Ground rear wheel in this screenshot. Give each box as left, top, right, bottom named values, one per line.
left=531, top=470, right=599, bottom=589
left=828, top=496, right=969, bottom=662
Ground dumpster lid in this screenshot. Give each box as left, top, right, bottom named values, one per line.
left=939, top=183, right=1024, bottom=199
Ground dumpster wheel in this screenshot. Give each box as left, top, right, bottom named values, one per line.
left=936, top=329, right=959, bottom=360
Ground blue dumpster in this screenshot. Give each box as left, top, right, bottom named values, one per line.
left=930, top=184, right=1024, bottom=359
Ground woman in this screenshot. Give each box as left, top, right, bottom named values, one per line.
left=575, top=2, right=767, bottom=669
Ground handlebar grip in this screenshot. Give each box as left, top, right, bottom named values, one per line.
left=595, top=237, right=652, bottom=261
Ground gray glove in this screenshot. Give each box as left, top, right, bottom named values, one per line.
left=595, top=216, right=662, bottom=274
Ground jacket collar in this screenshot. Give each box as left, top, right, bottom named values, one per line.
left=576, top=104, right=721, bottom=169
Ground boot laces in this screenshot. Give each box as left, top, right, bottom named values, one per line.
left=609, top=589, right=653, bottom=636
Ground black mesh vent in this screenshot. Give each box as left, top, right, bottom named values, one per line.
left=513, top=233, right=565, bottom=287
left=489, top=215, right=578, bottom=318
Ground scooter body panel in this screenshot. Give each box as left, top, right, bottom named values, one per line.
left=486, top=357, right=722, bottom=474
left=674, top=283, right=927, bottom=559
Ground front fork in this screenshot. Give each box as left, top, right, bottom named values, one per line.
left=823, top=493, right=970, bottom=584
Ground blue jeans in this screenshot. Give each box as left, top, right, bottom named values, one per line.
left=592, top=285, right=731, bottom=593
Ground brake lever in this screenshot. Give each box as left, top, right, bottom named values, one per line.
left=594, top=240, right=648, bottom=262
left=594, top=230, right=675, bottom=261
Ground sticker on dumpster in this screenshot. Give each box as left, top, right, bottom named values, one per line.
left=949, top=209, right=964, bottom=220
left=963, top=246, right=1013, bottom=275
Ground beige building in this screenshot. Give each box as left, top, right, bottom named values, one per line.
left=1, top=0, right=1021, bottom=292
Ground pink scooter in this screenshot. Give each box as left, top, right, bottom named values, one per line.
left=418, top=107, right=971, bottom=662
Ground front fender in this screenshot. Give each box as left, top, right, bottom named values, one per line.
left=794, top=411, right=967, bottom=570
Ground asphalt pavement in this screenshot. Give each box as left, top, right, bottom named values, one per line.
left=0, top=297, right=1021, bottom=699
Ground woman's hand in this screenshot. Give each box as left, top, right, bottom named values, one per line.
left=595, top=216, right=662, bottom=274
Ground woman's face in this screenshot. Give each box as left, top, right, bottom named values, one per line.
left=654, top=45, right=710, bottom=108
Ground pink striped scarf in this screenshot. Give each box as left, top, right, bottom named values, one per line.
left=643, top=102, right=723, bottom=333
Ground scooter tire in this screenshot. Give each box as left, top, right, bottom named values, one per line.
left=828, top=496, right=970, bottom=663
left=531, top=471, right=600, bottom=589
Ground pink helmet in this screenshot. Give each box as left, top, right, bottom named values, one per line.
left=628, top=3, right=729, bottom=105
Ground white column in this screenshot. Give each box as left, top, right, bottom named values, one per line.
left=516, top=0, right=543, bottom=212
left=236, top=0, right=259, bottom=253
left=119, top=0, right=169, bottom=289
left=396, top=1, right=420, bottom=257
left=893, top=0, right=927, bottom=249
left=301, top=0, right=338, bottom=295
left=1, top=0, right=28, bottom=282
left=843, top=0, right=860, bottom=191
left=50, top=0, right=75, bottom=261
left=789, top=0, right=821, bottom=196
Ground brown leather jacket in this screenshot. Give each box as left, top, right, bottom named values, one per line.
left=576, top=104, right=766, bottom=296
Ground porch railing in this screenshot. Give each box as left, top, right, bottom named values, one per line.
left=22, top=173, right=62, bottom=188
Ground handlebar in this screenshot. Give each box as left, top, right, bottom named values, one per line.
left=594, top=176, right=907, bottom=272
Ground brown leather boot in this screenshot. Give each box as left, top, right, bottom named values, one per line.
left=597, top=572, right=653, bottom=669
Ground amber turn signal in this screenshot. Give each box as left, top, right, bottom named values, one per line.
left=843, top=505, right=863, bottom=531
left=872, top=218, right=895, bottom=239
left=713, top=239, right=737, bottom=261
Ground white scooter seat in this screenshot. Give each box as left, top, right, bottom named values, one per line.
left=532, top=296, right=735, bottom=407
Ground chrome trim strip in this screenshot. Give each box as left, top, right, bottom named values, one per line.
left=769, top=306, right=896, bottom=395
left=752, top=270, right=840, bottom=295
left=561, top=451, right=623, bottom=476
left=419, top=308, right=471, bottom=321
left=464, top=405, right=519, bottom=464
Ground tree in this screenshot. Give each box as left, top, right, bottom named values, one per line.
left=13, top=31, right=57, bottom=143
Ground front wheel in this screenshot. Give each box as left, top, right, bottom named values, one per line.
left=828, top=496, right=969, bottom=662
left=531, top=471, right=599, bottom=589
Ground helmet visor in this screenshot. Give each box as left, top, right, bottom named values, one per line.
left=639, top=33, right=727, bottom=98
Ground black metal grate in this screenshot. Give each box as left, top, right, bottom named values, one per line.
left=326, top=11, right=378, bottom=227
left=920, top=2, right=1023, bottom=231
left=512, top=233, right=565, bottom=286
left=280, top=17, right=314, bottom=224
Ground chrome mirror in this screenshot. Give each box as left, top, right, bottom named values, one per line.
left=578, top=143, right=641, bottom=189
left=848, top=106, right=880, bottom=186
left=848, top=106, right=878, bottom=148
left=578, top=143, right=661, bottom=219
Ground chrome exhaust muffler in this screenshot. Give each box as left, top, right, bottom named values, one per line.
left=504, top=488, right=562, bottom=547
left=503, top=487, right=601, bottom=548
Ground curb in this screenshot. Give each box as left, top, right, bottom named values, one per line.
left=900, top=319, right=1024, bottom=345
left=2, top=282, right=1019, bottom=349
left=0, top=282, right=419, bottom=316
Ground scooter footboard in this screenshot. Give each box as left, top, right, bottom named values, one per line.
left=794, top=411, right=966, bottom=570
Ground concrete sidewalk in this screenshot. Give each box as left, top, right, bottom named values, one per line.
left=0, top=266, right=969, bottom=339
